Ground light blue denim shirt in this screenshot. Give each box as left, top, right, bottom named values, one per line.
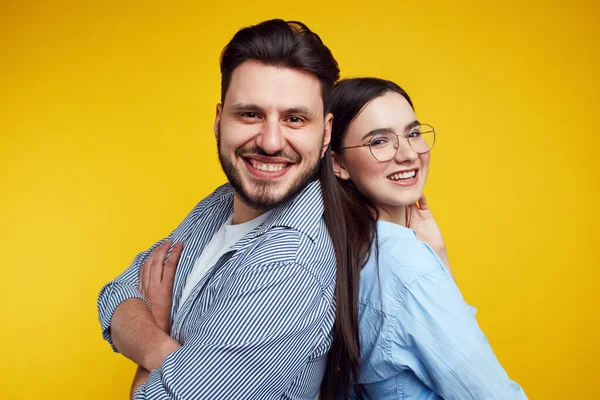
left=351, top=221, right=527, bottom=400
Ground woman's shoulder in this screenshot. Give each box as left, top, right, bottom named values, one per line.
left=377, top=221, right=446, bottom=279
left=359, top=221, right=451, bottom=311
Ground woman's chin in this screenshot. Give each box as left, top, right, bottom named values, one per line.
left=396, top=191, right=424, bottom=207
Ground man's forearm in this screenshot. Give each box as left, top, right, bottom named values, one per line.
left=111, top=298, right=181, bottom=371
left=130, top=366, right=151, bottom=399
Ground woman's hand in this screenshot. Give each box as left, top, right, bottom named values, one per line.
left=407, top=195, right=453, bottom=277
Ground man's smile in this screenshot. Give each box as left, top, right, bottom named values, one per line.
left=242, top=155, right=294, bottom=178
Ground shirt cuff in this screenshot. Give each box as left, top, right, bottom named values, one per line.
left=133, top=368, right=162, bottom=399
left=133, top=382, right=145, bottom=400
left=97, top=283, right=150, bottom=351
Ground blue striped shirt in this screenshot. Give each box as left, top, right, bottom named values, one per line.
left=97, top=180, right=336, bottom=399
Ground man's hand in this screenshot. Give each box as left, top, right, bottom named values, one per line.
left=110, top=240, right=183, bottom=371
left=407, top=195, right=453, bottom=277
left=139, top=241, right=183, bottom=332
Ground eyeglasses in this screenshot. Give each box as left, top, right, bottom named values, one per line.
left=339, top=124, right=436, bottom=161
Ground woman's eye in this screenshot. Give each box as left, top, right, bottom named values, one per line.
left=408, top=130, right=422, bottom=138
left=370, top=139, right=388, bottom=147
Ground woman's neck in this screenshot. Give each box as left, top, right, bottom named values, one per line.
left=376, top=205, right=408, bottom=227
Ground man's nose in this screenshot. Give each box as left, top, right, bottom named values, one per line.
left=256, top=120, right=285, bottom=155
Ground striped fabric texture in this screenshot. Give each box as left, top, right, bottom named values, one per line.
left=97, top=180, right=336, bottom=399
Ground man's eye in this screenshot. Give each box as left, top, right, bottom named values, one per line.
left=241, top=112, right=259, bottom=118
left=287, top=116, right=304, bottom=123
left=407, top=130, right=422, bottom=138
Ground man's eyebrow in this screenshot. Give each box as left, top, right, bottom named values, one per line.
left=230, top=103, right=263, bottom=112
left=283, top=106, right=316, bottom=116
left=229, top=103, right=316, bottom=116
left=360, top=120, right=421, bottom=141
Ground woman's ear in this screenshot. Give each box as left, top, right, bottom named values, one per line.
left=331, top=151, right=351, bottom=180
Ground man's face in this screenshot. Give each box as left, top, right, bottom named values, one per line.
left=215, top=61, right=332, bottom=211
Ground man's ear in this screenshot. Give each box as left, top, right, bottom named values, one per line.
left=320, top=112, right=333, bottom=158
left=331, top=151, right=351, bottom=180
left=213, top=103, right=223, bottom=141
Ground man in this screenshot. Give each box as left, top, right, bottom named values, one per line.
left=97, top=19, right=341, bottom=399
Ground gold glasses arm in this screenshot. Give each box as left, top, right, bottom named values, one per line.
left=339, top=143, right=372, bottom=150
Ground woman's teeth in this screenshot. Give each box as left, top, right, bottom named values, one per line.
left=388, top=171, right=416, bottom=181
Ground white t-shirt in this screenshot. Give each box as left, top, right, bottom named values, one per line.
left=178, top=211, right=272, bottom=311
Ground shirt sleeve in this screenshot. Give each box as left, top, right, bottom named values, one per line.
left=133, top=261, right=331, bottom=400
left=388, top=268, right=528, bottom=400
left=97, top=238, right=167, bottom=351
left=96, top=189, right=214, bottom=351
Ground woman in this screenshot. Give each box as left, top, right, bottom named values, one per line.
left=326, top=78, right=527, bottom=399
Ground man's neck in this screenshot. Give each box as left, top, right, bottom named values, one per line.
left=232, top=193, right=268, bottom=225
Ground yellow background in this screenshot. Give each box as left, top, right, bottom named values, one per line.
left=1, top=0, right=598, bottom=398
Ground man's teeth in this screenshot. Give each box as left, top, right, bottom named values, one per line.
left=251, top=161, right=285, bottom=172
left=389, top=171, right=416, bottom=181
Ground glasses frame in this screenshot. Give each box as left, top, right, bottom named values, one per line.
left=339, top=123, right=436, bottom=162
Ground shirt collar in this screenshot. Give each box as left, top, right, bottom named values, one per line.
left=216, top=179, right=324, bottom=242
left=377, top=220, right=416, bottom=240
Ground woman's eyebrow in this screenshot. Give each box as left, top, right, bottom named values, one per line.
left=361, top=127, right=395, bottom=140
left=404, top=120, right=420, bottom=131
left=361, top=120, right=421, bottom=140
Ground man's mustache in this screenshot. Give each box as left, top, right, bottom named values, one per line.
left=236, top=146, right=301, bottom=163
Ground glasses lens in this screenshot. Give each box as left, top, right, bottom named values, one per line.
left=369, top=132, right=398, bottom=161
left=408, top=124, right=435, bottom=153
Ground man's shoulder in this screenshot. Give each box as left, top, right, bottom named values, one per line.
left=242, top=218, right=335, bottom=291
left=177, top=183, right=233, bottom=223
left=191, top=183, right=233, bottom=214
left=168, top=183, right=233, bottom=244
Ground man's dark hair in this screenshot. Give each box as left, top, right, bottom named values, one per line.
left=219, top=20, right=361, bottom=399
left=219, top=19, right=339, bottom=111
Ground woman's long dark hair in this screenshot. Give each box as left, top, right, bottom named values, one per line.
left=319, top=78, right=414, bottom=399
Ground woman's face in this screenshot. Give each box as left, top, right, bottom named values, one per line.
left=333, top=91, right=430, bottom=222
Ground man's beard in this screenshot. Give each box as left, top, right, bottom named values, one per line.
left=217, top=131, right=322, bottom=212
